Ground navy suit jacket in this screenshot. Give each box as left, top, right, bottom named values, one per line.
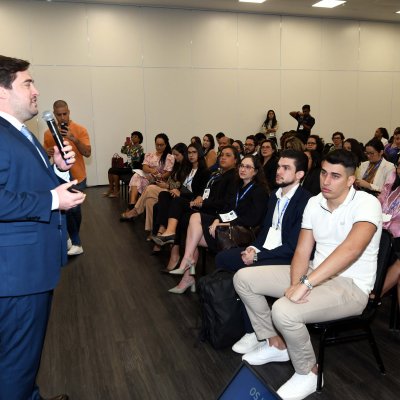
left=252, top=186, right=312, bottom=265
left=0, top=116, right=68, bottom=296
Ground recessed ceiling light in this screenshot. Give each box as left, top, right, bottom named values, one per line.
left=313, top=0, right=346, bottom=8
left=396, top=11, right=400, bottom=14
left=239, top=0, right=267, bottom=4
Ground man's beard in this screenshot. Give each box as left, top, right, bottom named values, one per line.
left=276, top=178, right=295, bottom=188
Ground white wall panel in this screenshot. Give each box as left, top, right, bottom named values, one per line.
left=356, top=72, right=393, bottom=141
left=238, top=14, right=281, bottom=70
left=359, top=22, right=400, bottom=71
left=281, top=70, right=321, bottom=135
left=321, top=20, right=359, bottom=71
left=141, top=8, right=192, bottom=67
left=320, top=71, right=358, bottom=140
left=237, top=70, right=281, bottom=137
left=0, top=2, right=32, bottom=60
left=391, top=73, right=400, bottom=132
left=87, top=5, right=143, bottom=66
left=191, top=11, right=238, bottom=68
left=29, top=2, right=89, bottom=66
left=143, top=68, right=193, bottom=145
left=192, top=69, right=237, bottom=136
left=91, top=67, right=145, bottom=185
left=281, top=17, right=322, bottom=70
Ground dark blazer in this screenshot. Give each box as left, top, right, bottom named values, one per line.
left=252, top=186, right=312, bottom=264
left=0, top=116, right=68, bottom=296
left=181, top=166, right=210, bottom=200
left=262, top=156, right=279, bottom=190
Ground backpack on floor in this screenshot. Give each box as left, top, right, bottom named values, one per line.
left=198, top=269, right=245, bottom=349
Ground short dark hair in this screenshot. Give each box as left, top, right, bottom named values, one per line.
left=245, top=135, right=257, bottom=146
left=302, top=104, right=311, bottom=111
left=323, top=149, right=358, bottom=174
left=279, top=149, right=308, bottom=174
left=366, top=138, right=384, bottom=153
left=53, top=99, right=68, bottom=109
left=0, top=55, right=30, bottom=89
left=131, top=130, right=143, bottom=143
left=332, top=131, right=344, bottom=141
left=216, top=132, right=225, bottom=140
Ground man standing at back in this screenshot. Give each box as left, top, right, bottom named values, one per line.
left=290, top=104, right=315, bottom=144
left=44, top=100, right=91, bottom=256
left=0, top=55, right=86, bottom=399
left=234, top=150, right=382, bottom=400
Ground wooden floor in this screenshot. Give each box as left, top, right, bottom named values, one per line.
left=38, top=186, right=400, bottom=400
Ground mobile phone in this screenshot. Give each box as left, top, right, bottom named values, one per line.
left=60, top=122, right=68, bottom=135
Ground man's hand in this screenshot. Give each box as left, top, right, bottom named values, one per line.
left=241, top=247, right=256, bottom=266
left=285, top=283, right=310, bottom=303
left=55, top=180, right=86, bottom=211
left=53, top=140, right=76, bottom=171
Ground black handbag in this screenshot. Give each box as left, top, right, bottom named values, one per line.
left=215, top=225, right=258, bottom=251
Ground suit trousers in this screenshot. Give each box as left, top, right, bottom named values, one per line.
left=0, top=291, right=53, bottom=400
left=233, top=265, right=367, bottom=374
left=67, top=179, right=86, bottom=246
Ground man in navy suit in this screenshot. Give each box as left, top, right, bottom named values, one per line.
left=215, top=150, right=312, bottom=354
left=0, top=55, right=86, bottom=400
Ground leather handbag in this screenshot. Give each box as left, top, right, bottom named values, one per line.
left=215, top=225, right=258, bottom=251
left=112, top=153, right=124, bottom=168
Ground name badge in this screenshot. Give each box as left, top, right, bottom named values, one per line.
left=263, top=227, right=282, bottom=250
left=382, top=213, right=392, bottom=223
left=219, top=210, right=238, bottom=222
left=299, top=124, right=304, bottom=130
left=203, top=188, right=210, bottom=200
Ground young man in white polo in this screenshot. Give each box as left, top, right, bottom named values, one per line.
left=233, top=149, right=382, bottom=400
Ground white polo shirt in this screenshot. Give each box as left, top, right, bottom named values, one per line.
left=302, top=187, right=382, bottom=294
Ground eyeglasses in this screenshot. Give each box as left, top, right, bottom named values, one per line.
left=307, top=142, right=317, bottom=145
left=239, top=164, right=255, bottom=170
left=365, top=151, right=377, bottom=156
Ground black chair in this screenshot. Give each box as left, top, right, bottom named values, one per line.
left=311, top=229, right=393, bottom=392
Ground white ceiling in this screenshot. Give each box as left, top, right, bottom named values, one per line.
left=46, top=0, right=400, bottom=23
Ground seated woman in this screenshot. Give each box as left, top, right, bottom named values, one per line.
left=202, top=133, right=217, bottom=168
left=169, top=154, right=270, bottom=294
left=151, top=143, right=210, bottom=263
left=355, top=138, right=395, bottom=196
left=156, top=146, right=240, bottom=277
left=343, top=138, right=366, bottom=166
left=378, top=162, right=400, bottom=306
left=232, top=140, right=245, bottom=159
left=103, top=131, right=144, bottom=197
left=120, top=143, right=190, bottom=235
left=258, top=139, right=279, bottom=191
left=122, top=133, right=174, bottom=213
left=302, top=149, right=321, bottom=196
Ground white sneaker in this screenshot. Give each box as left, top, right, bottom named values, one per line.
left=67, top=238, right=72, bottom=250
left=68, top=245, right=84, bottom=256
left=242, top=341, right=290, bottom=366
left=277, top=371, right=319, bottom=400
left=232, top=333, right=260, bottom=354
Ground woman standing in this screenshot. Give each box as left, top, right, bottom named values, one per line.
left=169, top=154, right=269, bottom=294
left=355, top=138, right=395, bottom=195
left=202, top=134, right=217, bottom=168
left=123, top=133, right=174, bottom=212
left=261, top=109, right=279, bottom=144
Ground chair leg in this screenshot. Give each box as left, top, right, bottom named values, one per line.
left=389, top=289, right=399, bottom=330
left=317, top=329, right=327, bottom=392
left=366, top=325, right=386, bottom=374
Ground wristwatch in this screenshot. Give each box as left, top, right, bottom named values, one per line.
left=253, top=252, right=258, bottom=263
left=300, top=275, right=313, bottom=290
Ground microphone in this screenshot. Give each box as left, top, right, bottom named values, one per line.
left=42, top=110, right=68, bottom=160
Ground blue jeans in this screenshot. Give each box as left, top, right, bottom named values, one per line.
left=67, top=179, right=86, bottom=246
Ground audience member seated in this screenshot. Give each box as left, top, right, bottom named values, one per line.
left=169, top=154, right=269, bottom=294
left=233, top=150, right=382, bottom=400
left=306, top=134, right=324, bottom=155
left=103, top=131, right=144, bottom=198
left=343, top=138, right=366, bottom=166
left=216, top=150, right=311, bottom=340
left=375, top=127, right=389, bottom=146
left=355, top=138, right=395, bottom=196
left=385, top=127, right=400, bottom=164
left=378, top=162, right=400, bottom=307
left=260, top=109, right=279, bottom=145
left=280, top=130, right=297, bottom=149
left=202, top=133, right=217, bottom=168
left=190, top=136, right=202, bottom=146
left=123, top=133, right=174, bottom=212
left=120, top=143, right=189, bottom=238
left=302, top=150, right=322, bottom=196
left=258, top=139, right=279, bottom=191
left=151, top=143, right=210, bottom=265
left=232, top=140, right=245, bottom=159
left=323, top=131, right=344, bottom=154
left=244, top=135, right=258, bottom=156
left=209, top=135, right=231, bottom=172
left=283, top=136, right=304, bottom=152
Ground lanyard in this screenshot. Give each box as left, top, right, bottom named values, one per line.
left=275, top=197, right=290, bottom=230
left=235, top=183, right=254, bottom=208
left=206, top=172, right=221, bottom=189
left=184, top=169, right=197, bottom=188
left=362, top=159, right=383, bottom=180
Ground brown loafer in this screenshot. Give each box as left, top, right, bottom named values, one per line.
left=40, top=395, right=69, bottom=400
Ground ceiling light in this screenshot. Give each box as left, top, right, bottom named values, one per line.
left=396, top=11, right=400, bottom=14
left=313, top=1, right=346, bottom=8
left=239, top=0, right=267, bottom=4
